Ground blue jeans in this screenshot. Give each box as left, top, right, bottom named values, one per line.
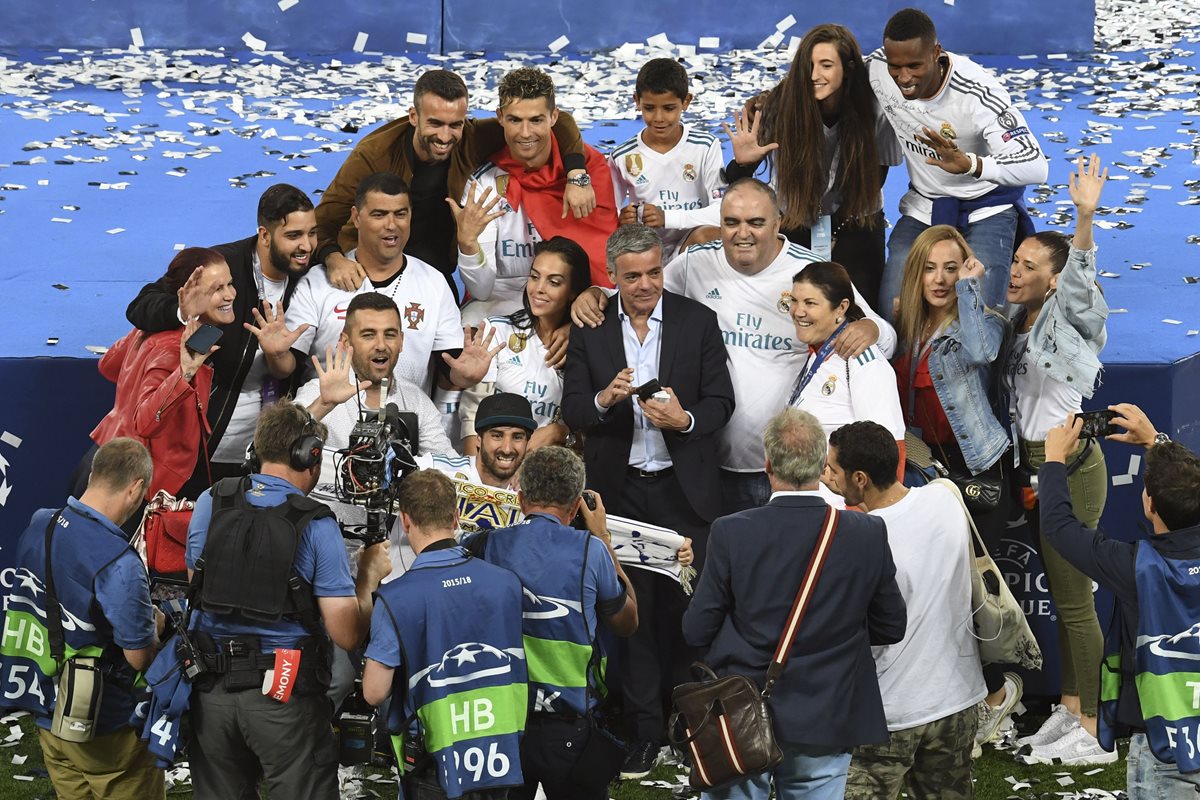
left=719, top=470, right=771, bottom=516
left=1127, top=733, right=1200, bottom=800
left=702, top=743, right=853, bottom=800
left=880, top=208, right=1018, bottom=317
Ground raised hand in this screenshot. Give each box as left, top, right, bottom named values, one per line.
left=721, top=107, right=779, bottom=167
left=311, top=344, right=365, bottom=411
left=177, top=266, right=208, bottom=321
left=958, top=256, right=987, bottom=283
left=244, top=300, right=310, bottom=357
left=597, top=367, right=635, bottom=409
left=1068, top=154, right=1107, bottom=251
left=449, top=181, right=506, bottom=252
left=443, top=326, right=505, bottom=388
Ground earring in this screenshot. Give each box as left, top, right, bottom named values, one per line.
left=835, top=316, right=844, bottom=324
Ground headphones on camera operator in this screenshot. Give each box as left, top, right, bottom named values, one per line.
left=242, top=407, right=325, bottom=475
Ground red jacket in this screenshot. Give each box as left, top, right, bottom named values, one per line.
left=91, top=328, right=213, bottom=499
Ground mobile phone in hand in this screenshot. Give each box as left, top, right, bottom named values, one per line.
left=635, top=379, right=662, bottom=402
left=1077, top=409, right=1117, bottom=439
left=185, top=323, right=223, bottom=355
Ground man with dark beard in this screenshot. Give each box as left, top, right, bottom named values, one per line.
left=421, top=392, right=537, bottom=490
left=125, top=184, right=319, bottom=480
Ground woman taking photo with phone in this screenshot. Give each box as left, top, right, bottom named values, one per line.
left=88, top=247, right=235, bottom=505
left=1006, top=155, right=1112, bottom=765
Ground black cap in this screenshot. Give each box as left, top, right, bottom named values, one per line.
left=476, top=393, right=537, bottom=432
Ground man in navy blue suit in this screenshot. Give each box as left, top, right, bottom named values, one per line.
left=683, top=408, right=907, bottom=800
left=562, top=223, right=735, bottom=779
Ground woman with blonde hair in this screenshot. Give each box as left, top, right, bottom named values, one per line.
left=892, top=224, right=1019, bottom=750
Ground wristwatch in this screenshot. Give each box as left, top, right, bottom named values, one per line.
left=565, top=172, right=591, bottom=187
left=1153, top=432, right=1170, bottom=447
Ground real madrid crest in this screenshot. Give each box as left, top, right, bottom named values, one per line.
left=777, top=291, right=793, bottom=314
left=939, top=121, right=957, bottom=141
left=821, top=375, right=838, bottom=396
left=626, top=153, right=644, bottom=178
left=508, top=332, right=528, bottom=353
left=682, top=163, right=697, bottom=182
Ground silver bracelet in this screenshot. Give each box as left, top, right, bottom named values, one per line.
left=966, top=152, right=979, bottom=177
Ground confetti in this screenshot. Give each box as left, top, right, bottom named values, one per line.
left=277, top=0, right=299, bottom=9
left=547, top=35, right=569, bottom=54
left=353, top=32, right=369, bottom=53
left=241, top=32, right=267, bottom=51
left=129, top=27, right=144, bottom=48
left=1112, top=474, right=1134, bottom=486
left=407, top=32, right=428, bottom=46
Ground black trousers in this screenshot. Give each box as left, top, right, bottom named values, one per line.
left=609, top=469, right=710, bottom=745
left=509, top=715, right=624, bottom=800
left=784, top=210, right=888, bottom=314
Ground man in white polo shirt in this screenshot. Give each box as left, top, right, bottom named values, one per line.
left=288, top=172, right=468, bottom=396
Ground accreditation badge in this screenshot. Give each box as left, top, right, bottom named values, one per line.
left=820, top=375, right=837, bottom=396
left=508, top=332, right=527, bottom=353
left=625, top=153, right=643, bottom=177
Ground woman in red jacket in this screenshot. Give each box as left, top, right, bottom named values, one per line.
left=91, top=247, right=235, bottom=501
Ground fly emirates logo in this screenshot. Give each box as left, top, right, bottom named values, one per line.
left=720, top=311, right=793, bottom=352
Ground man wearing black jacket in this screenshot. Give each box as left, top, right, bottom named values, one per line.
left=124, top=184, right=317, bottom=489
left=1041, top=404, right=1200, bottom=794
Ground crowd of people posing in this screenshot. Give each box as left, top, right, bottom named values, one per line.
left=14, top=6, right=1199, bottom=800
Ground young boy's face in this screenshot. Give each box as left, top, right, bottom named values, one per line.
left=635, top=89, right=692, bottom=147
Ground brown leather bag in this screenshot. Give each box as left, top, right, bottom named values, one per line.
left=669, top=507, right=840, bottom=791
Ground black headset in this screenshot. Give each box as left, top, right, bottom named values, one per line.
left=242, top=405, right=325, bottom=474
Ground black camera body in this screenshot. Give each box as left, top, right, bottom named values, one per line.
left=334, top=401, right=419, bottom=545
left=338, top=680, right=379, bottom=766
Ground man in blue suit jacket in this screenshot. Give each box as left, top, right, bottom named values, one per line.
left=563, top=223, right=735, bottom=778
left=683, top=408, right=907, bottom=800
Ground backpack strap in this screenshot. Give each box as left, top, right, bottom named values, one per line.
left=279, top=494, right=337, bottom=634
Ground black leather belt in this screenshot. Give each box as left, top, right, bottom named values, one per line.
left=628, top=465, right=674, bottom=480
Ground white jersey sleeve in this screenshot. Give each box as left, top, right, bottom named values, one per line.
left=852, top=282, right=897, bottom=359
left=968, top=88, right=1048, bottom=187
left=662, top=135, right=727, bottom=231
left=663, top=247, right=692, bottom=296
left=850, top=349, right=906, bottom=439
left=288, top=270, right=323, bottom=354
left=458, top=166, right=502, bottom=301
left=431, top=281, right=464, bottom=351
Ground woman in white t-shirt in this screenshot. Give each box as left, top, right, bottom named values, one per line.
left=786, top=261, right=906, bottom=475
left=459, top=236, right=590, bottom=454
left=1004, top=156, right=1111, bottom=763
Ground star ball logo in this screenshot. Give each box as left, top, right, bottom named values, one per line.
left=409, top=642, right=526, bottom=689
left=0, top=429, right=21, bottom=507
left=996, top=537, right=1097, bottom=621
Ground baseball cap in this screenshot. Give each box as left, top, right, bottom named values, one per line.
left=475, top=393, right=537, bottom=432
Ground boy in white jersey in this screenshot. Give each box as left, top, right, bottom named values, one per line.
left=609, top=58, right=725, bottom=256
left=869, top=7, right=1048, bottom=315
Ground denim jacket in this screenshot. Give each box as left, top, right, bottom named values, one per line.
left=912, top=276, right=1011, bottom=474
left=1007, top=245, right=1108, bottom=398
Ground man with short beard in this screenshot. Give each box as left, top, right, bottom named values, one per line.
left=126, top=183, right=319, bottom=481
left=421, top=392, right=536, bottom=490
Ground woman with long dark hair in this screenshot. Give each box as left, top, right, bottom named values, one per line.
left=725, top=23, right=902, bottom=306
left=459, top=236, right=591, bottom=454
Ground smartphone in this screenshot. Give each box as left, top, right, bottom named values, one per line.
left=185, top=323, right=223, bottom=355
left=1077, top=409, right=1117, bottom=439
left=634, top=379, right=663, bottom=402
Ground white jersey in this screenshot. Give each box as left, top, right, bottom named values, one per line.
left=458, top=162, right=543, bottom=324
left=664, top=236, right=895, bottom=471
left=459, top=316, right=563, bottom=439
left=288, top=251, right=462, bottom=394
left=609, top=124, right=726, bottom=254
left=790, top=346, right=905, bottom=442
left=869, top=482, right=987, bottom=730
left=867, top=50, right=1048, bottom=225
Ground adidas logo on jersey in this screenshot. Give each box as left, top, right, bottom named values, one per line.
left=505, top=355, right=523, bottom=366
left=706, top=288, right=721, bottom=299
left=635, top=174, right=649, bottom=185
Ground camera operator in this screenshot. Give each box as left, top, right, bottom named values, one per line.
left=467, top=446, right=638, bottom=800
left=363, top=470, right=527, bottom=799
left=184, top=401, right=392, bottom=800
left=0, top=438, right=166, bottom=799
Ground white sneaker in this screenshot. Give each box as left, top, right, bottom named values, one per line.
left=1016, top=704, right=1079, bottom=748
left=976, top=673, right=1024, bottom=744
left=1023, top=724, right=1118, bottom=766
